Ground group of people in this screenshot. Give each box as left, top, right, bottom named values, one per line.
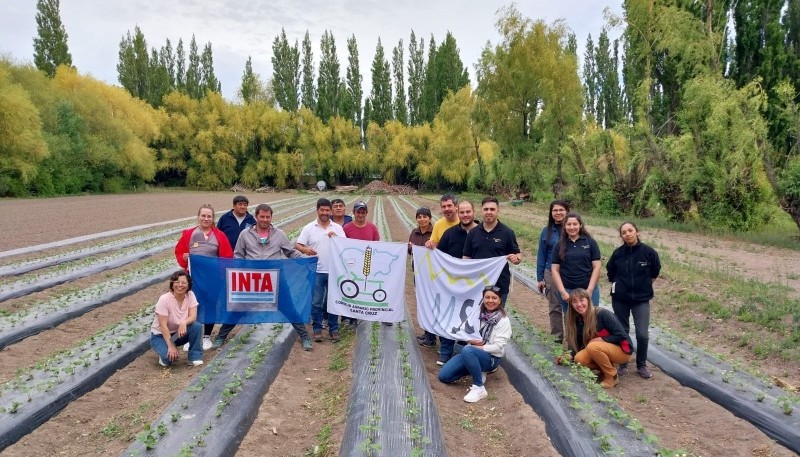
left=149, top=193, right=661, bottom=405
left=535, top=201, right=661, bottom=387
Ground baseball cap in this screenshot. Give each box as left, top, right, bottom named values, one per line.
left=353, top=201, right=368, bottom=211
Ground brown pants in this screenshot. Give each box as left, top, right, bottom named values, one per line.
left=574, top=341, right=631, bottom=380
left=543, top=269, right=562, bottom=340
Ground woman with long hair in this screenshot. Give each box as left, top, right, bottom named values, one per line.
left=438, top=286, right=512, bottom=403
left=556, top=289, right=633, bottom=388
left=536, top=199, right=570, bottom=342
left=607, top=221, right=661, bottom=378
left=174, top=203, right=234, bottom=350
left=550, top=212, right=602, bottom=311
left=150, top=270, right=204, bottom=367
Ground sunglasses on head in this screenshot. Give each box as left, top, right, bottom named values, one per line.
left=484, top=285, right=501, bottom=293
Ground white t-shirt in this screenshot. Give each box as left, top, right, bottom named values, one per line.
left=296, top=219, right=345, bottom=273
left=151, top=291, right=199, bottom=335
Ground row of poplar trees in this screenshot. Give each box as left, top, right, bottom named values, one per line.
left=3, top=0, right=800, bottom=232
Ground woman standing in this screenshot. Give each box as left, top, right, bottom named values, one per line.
left=150, top=271, right=204, bottom=367
left=551, top=212, right=602, bottom=311
left=556, top=289, right=633, bottom=388
left=606, top=222, right=661, bottom=378
left=174, top=204, right=234, bottom=350
left=536, top=200, right=570, bottom=343
left=438, top=286, right=511, bottom=403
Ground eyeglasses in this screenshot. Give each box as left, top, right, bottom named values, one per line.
left=484, top=285, right=501, bottom=293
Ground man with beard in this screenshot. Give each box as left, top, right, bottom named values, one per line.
left=463, top=196, right=522, bottom=305
left=296, top=198, right=346, bottom=343
left=434, top=200, right=479, bottom=365
left=419, top=194, right=460, bottom=347
left=231, top=204, right=313, bottom=350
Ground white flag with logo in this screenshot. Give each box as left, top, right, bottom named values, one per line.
left=327, top=237, right=408, bottom=322
left=412, top=246, right=506, bottom=341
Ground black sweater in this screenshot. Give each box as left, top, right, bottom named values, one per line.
left=606, top=241, right=661, bottom=303
left=573, top=308, right=634, bottom=355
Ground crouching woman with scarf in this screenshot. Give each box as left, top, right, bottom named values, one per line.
left=438, top=286, right=512, bottom=403
left=556, top=288, right=634, bottom=388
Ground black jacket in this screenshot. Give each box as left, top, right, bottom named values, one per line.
left=606, top=241, right=661, bottom=303
left=572, top=308, right=634, bottom=355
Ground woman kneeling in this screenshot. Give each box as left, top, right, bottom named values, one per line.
left=438, top=286, right=511, bottom=403
left=150, top=270, right=204, bottom=367
left=557, top=288, right=632, bottom=388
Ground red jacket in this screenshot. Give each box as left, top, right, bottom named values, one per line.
left=174, top=226, right=234, bottom=270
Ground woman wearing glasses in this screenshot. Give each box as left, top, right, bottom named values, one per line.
left=438, top=286, right=511, bottom=403
left=536, top=199, right=570, bottom=343
left=150, top=271, right=205, bottom=367
left=174, top=203, right=234, bottom=349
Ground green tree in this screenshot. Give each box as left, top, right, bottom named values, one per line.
left=200, top=42, right=220, bottom=94
left=116, top=27, right=150, bottom=101
left=407, top=31, right=425, bottom=125
left=420, top=35, right=437, bottom=122
left=370, top=38, right=393, bottom=127
left=300, top=31, right=316, bottom=111
left=392, top=39, right=408, bottom=124
left=239, top=56, right=259, bottom=104
left=33, top=0, right=72, bottom=77
left=185, top=35, right=201, bottom=99
left=316, top=30, right=340, bottom=121
left=595, top=29, right=622, bottom=128
left=421, top=32, right=469, bottom=122
left=271, top=29, right=300, bottom=111
left=344, top=35, right=363, bottom=129
left=175, top=38, right=186, bottom=92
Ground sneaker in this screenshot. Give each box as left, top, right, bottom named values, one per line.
left=637, top=366, right=653, bottom=379
left=463, top=385, right=488, bottom=403
left=302, top=339, right=313, bottom=351
left=313, top=332, right=323, bottom=343
left=436, top=356, right=450, bottom=366
left=189, top=360, right=204, bottom=367
left=416, top=334, right=427, bottom=342
left=182, top=342, right=189, bottom=352
left=211, top=337, right=225, bottom=349
left=617, top=362, right=629, bottom=377
left=601, top=374, right=619, bottom=389
left=202, top=336, right=212, bottom=351
left=330, top=332, right=341, bottom=343
left=158, top=357, right=168, bottom=367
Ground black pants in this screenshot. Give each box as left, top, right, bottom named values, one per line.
left=612, top=299, right=650, bottom=368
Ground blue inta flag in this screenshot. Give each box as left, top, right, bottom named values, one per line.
left=190, top=254, right=317, bottom=324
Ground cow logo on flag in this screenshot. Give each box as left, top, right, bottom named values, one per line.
left=328, top=237, right=407, bottom=322
left=226, top=268, right=279, bottom=312
left=411, top=246, right=506, bottom=341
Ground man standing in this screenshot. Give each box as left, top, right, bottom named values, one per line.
left=463, top=196, right=522, bottom=304
left=420, top=194, right=460, bottom=345
left=434, top=201, right=479, bottom=364
left=217, top=195, right=256, bottom=249
left=231, top=204, right=314, bottom=351
left=331, top=198, right=353, bottom=226
left=343, top=200, right=384, bottom=326
left=296, top=198, right=346, bottom=343
left=424, top=194, right=459, bottom=250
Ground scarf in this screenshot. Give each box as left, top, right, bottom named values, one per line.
left=479, top=310, right=503, bottom=344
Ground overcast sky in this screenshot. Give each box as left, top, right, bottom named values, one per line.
left=1, top=1, right=623, bottom=101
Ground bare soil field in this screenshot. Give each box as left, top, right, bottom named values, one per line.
left=0, top=191, right=797, bottom=456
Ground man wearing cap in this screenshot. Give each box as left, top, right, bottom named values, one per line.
left=217, top=195, right=256, bottom=250
left=331, top=198, right=353, bottom=226
left=296, top=198, right=346, bottom=343
left=343, top=201, right=380, bottom=326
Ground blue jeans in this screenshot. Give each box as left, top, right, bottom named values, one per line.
left=438, top=345, right=500, bottom=387
left=311, top=273, right=338, bottom=334
left=439, top=337, right=455, bottom=362
left=612, top=299, right=650, bottom=368
left=558, top=286, right=600, bottom=313
left=150, top=321, right=203, bottom=365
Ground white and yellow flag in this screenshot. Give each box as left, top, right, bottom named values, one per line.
left=412, top=246, right=506, bottom=341
left=327, top=237, right=408, bottom=322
